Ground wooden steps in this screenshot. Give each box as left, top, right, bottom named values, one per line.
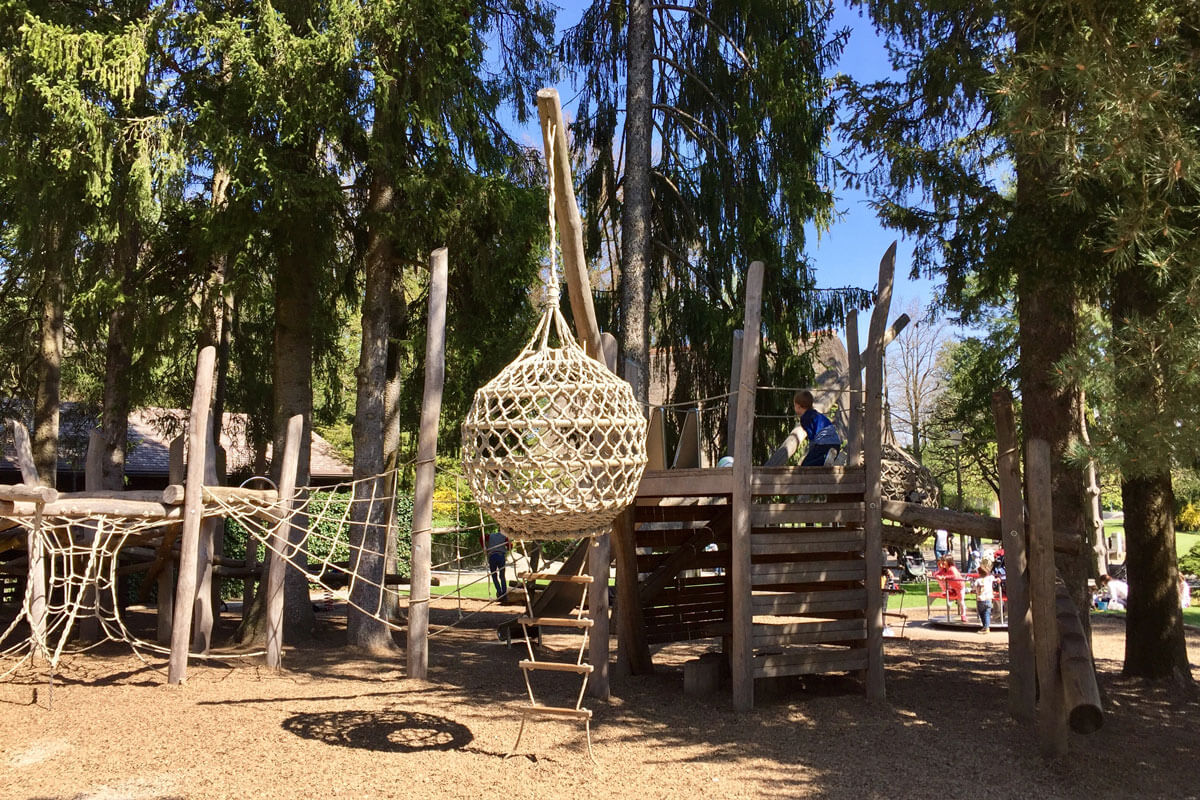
left=516, top=615, right=594, bottom=629
left=509, top=703, right=593, bottom=720
left=519, top=660, right=594, bottom=674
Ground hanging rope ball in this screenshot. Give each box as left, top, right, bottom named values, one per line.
left=461, top=303, right=648, bottom=541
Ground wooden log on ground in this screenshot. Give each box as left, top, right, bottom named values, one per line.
left=1026, top=438, right=1068, bottom=757
left=1055, top=579, right=1103, bottom=734
left=993, top=388, right=1034, bottom=724
left=732, top=260, right=764, bottom=712
left=168, top=346, right=216, bottom=685
left=265, top=414, right=304, bottom=670
left=863, top=242, right=895, bottom=702
left=407, top=247, right=447, bottom=681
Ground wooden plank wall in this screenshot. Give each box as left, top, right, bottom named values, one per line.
left=634, top=464, right=870, bottom=683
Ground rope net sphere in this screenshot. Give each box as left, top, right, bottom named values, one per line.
left=461, top=303, right=648, bottom=541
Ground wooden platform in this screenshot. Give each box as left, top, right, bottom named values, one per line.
left=633, top=465, right=869, bottom=681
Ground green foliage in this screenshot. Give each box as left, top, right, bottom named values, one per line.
left=1180, top=542, right=1200, bottom=579
left=1176, top=503, right=1200, bottom=534
left=563, top=0, right=870, bottom=457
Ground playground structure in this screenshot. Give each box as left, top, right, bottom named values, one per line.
left=0, top=87, right=1104, bottom=758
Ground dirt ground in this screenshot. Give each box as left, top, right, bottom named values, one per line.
left=1, top=602, right=1197, bottom=800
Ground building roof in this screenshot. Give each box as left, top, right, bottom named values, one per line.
left=0, top=406, right=351, bottom=481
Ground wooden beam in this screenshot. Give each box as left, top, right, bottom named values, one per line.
left=612, top=507, right=653, bottom=674
left=845, top=312, right=863, bottom=468
left=408, top=247, right=448, bottom=681
left=1026, top=438, right=1067, bottom=756
left=1055, top=579, right=1103, bottom=734
left=193, top=413, right=220, bottom=654
left=638, top=507, right=730, bottom=605
left=880, top=499, right=1077, bottom=553
left=993, top=388, right=1034, bottom=724
left=727, top=329, right=743, bottom=456
left=645, top=407, right=667, bottom=471
left=7, top=419, right=39, bottom=485
left=0, top=484, right=57, bottom=504
left=732, top=260, right=764, bottom=712
left=765, top=423, right=806, bottom=467
left=265, top=414, right=303, bottom=670
left=671, top=410, right=700, bottom=469
left=536, top=87, right=602, bottom=360
left=862, top=242, right=895, bottom=701
left=168, top=346, right=216, bottom=684
left=858, top=313, right=910, bottom=362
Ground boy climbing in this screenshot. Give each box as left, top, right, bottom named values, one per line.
left=793, top=390, right=842, bottom=466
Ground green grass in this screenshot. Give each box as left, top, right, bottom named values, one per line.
left=1177, top=531, right=1199, bottom=558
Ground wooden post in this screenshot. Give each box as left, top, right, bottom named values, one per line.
left=536, top=87, right=602, bottom=360
left=587, top=340, right=620, bottom=699
left=862, top=243, right=895, bottom=701
left=671, top=410, right=700, bottom=469
left=845, top=313, right=863, bottom=468
left=158, top=435, right=184, bottom=644
left=168, top=346, right=216, bottom=684
left=192, top=413, right=220, bottom=654
left=265, top=413, right=303, bottom=670
left=9, top=419, right=46, bottom=660
left=1026, top=438, right=1068, bottom=756
left=727, top=329, right=743, bottom=455
left=992, top=389, right=1034, bottom=723
left=731, top=260, right=765, bottom=711
left=646, top=407, right=667, bottom=471
left=76, top=430, right=105, bottom=643
left=1055, top=579, right=1103, bottom=734
left=857, top=314, right=910, bottom=363
left=612, top=507, right=652, bottom=674
left=408, top=247, right=448, bottom=680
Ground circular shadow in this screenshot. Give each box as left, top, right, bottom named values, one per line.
left=281, top=709, right=473, bottom=753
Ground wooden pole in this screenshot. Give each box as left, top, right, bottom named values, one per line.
left=8, top=419, right=46, bottom=661
left=158, top=436, right=184, bottom=644
left=265, top=413, right=303, bottom=670
left=536, top=88, right=603, bottom=360
left=587, top=342, right=620, bottom=699
left=408, top=247, right=448, bottom=681
left=168, top=346, right=216, bottom=684
left=727, top=329, right=743, bottom=455
left=1026, top=438, right=1068, bottom=756
left=612, top=507, right=652, bottom=674
left=765, top=423, right=806, bottom=467
left=731, top=260, right=765, bottom=712
left=192, top=413, right=220, bottom=653
left=857, top=313, right=910, bottom=363
left=862, top=243, right=895, bottom=701
left=1054, top=579, right=1103, bottom=734
left=645, top=407, right=667, bottom=471
left=992, top=388, right=1034, bottom=723
left=845, top=313, right=863, bottom=468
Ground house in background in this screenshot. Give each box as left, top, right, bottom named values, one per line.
left=0, top=406, right=351, bottom=491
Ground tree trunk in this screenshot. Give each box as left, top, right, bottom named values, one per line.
left=1012, top=17, right=1090, bottom=633
left=1111, top=275, right=1191, bottom=681
left=271, top=236, right=316, bottom=643
left=100, top=248, right=137, bottom=492
left=33, top=237, right=64, bottom=488
left=619, top=0, right=653, bottom=403
left=347, top=168, right=396, bottom=652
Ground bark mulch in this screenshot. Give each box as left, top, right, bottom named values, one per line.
left=1, top=604, right=1197, bottom=800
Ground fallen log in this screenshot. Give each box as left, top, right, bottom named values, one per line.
left=1055, top=579, right=1104, bottom=734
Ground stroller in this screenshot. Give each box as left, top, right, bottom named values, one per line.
left=899, top=549, right=927, bottom=582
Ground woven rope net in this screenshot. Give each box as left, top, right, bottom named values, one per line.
left=461, top=304, right=648, bottom=541
left=881, top=443, right=941, bottom=549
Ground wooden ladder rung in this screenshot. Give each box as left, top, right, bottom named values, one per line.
left=509, top=703, right=593, bottom=720
left=517, top=616, right=594, bottom=629
left=517, top=572, right=594, bottom=584
left=519, top=660, right=594, bottom=674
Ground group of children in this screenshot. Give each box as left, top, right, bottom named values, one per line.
left=932, top=553, right=1002, bottom=633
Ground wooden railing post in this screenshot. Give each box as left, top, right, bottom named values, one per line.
left=731, top=260, right=765, bottom=711
left=265, top=414, right=303, bottom=670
